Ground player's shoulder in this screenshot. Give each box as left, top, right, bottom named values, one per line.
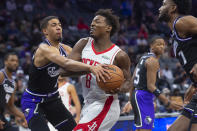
left=38, top=43, right=50, bottom=50
left=176, top=15, right=197, bottom=28
left=115, top=49, right=131, bottom=66
left=76, top=37, right=90, bottom=46
left=146, top=57, right=159, bottom=67
left=60, top=43, right=72, bottom=55
left=116, top=49, right=129, bottom=60
left=72, top=37, right=90, bottom=51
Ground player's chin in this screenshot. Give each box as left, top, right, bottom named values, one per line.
left=56, top=36, right=62, bottom=42
left=90, top=33, right=95, bottom=38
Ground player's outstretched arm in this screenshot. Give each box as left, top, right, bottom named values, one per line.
left=60, top=38, right=89, bottom=76
left=39, top=44, right=110, bottom=82
left=146, top=57, right=182, bottom=110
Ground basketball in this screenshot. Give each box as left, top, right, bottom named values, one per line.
left=97, top=65, right=124, bottom=92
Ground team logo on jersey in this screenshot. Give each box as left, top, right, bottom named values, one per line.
left=144, top=116, right=152, bottom=125
left=3, top=83, right=14, bottom=93
left=88, top=122, right=97, bottom=131
left=24, top=108, right=30, bottom=117
left=102, top=55, right=110, bottom=60
left=47, top=67, right=59, bottom=77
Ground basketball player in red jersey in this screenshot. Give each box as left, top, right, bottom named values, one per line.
left=62, top=9, right=133, bottom=131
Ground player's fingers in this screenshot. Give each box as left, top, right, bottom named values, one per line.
left=101, top=69, right=111, bottom=80
left=96, top=72, right=100, bottom=82
left=98, top=71, right=106, bottom=82
left=102, top=68, right=111, bottom=79
left=101, top=64, right=109, bottom=68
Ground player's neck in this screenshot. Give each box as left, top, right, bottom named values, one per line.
left=4, top=67, right=13, bottom=80
left=167, top=14, right=180, bottom=31
left=150, top=50, right=160, bottom=59
left=94, top=37, right=113, bottom=51
left=46, top=37, right=59, bottom=48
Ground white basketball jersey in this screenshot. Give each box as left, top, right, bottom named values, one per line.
left=81, top=37, right=121, bottom=101
left=58, top=82, right=71, bottom=110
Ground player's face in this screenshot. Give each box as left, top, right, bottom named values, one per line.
left=158, top=0, right=173, bottom=22
left=90, top=15, right=111, bottom=38
left=44, top=19, right=62, bottom=41
left=151, top=39, right=165, bottom=55
left=5, top=55, right=19, bottom=72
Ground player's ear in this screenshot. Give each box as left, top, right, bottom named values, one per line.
left=170, top=4, right=177, bottom=13
left=106, top=25, right=112, bottom=32
left=42, top=28, right=48, bottom=36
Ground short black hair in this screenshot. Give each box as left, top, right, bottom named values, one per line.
left=148, top=35, right=163, bottom=46
left=4, top=52, right=17, bottom=62
left=40, top=16, right=59, bottom=30
left=95, top=9, right=120, bottom=37
left=172, top=0, right=192, bottom=15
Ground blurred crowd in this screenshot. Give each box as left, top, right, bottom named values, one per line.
left=0, top=0, right=197, bottom=130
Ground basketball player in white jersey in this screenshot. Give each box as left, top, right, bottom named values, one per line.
left=57, top=76, right=81, bottom=123
left=61, top=9, right=133, bottom=131
left=48, top=76, right=81, bottom=131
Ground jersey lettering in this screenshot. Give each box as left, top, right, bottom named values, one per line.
left=134, top=68, right=140, bottom=84
left=178, top=50, right=187, bottom=65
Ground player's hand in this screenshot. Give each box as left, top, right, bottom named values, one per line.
left=184, top=85, right=197, bottom=104
left=190, top=64, right=197, bottom=82
left=0, top=120, right=5, bottom=129
left=21, top=118, right=28, bottom=128
left=122, top=101, right=132, bottom=113
left=168, top=101, right=183, bottom=110
left=75, top=116, right=80, bottom=124
left=90, top=64, right=111, bottom=82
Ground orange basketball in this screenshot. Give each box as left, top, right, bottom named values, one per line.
left=97, top=65, right=124, bottom=92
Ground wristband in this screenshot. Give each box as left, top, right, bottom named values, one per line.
left=165, top=101, right=171, bottom=108
left=153, top=89, right=161, bottom=97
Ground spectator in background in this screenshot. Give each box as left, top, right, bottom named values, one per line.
left=162, top=65, right=174, bottom=83
left=6, top=0, right=17, bottom=11
left=23, top=0, right=33, bottom=12
left=120, top=0, right=132, bottom=18
left=21, top=52, right=31, bottom=75
left=138, top=24, right=148, bottom=39
left=77, top=18, right=89, bottom=31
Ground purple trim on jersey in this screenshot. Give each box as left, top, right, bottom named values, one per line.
left=135, top=90, right=155, bottom=129
left=59, top=45, right=67, bottom=56
left=21, top=91, right=43, bottom=123
left=184, top=107, right=194, bottom=114
left=36, top=62, right=53, bottom=70
left=25, top=88, right=58, bottom=97
left=55, top=119, right=70, bottom=128
left=172, top=17, right=192, bottom=41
